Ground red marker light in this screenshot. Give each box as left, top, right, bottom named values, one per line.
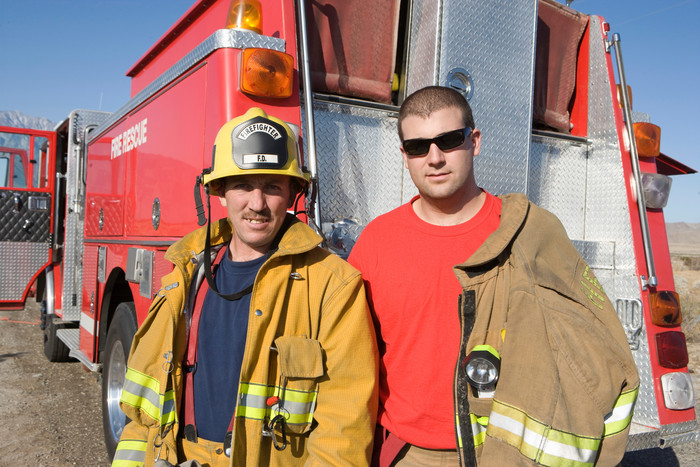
left=656, top=331, right=689, bottom=369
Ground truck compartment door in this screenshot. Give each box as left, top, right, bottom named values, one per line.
left=0, top=129, right=54, bottom=308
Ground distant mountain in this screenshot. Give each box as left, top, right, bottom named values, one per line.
left=0, top=110, right=55, bottom=131
left=667, top=222, right=700, bottom=256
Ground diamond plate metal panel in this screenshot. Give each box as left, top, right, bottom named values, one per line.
left=62, top=110, right=110, bottom=321
left=585, top=17, right=636, bottom=274
left=305, top=101, right=404, bottom=228
left=404, top=0, right=442, bottom=92
left=571, top=240, right=615, bottom=270
left=0, top=242, right=48, bottom=301
left=627, top=427, right=660, bottom=452
left=628, top=418, right=700, bottom=451
left=659, top=428, right=700, bottom=448
left=439, top=0, right=538, bottom=195
left=402, top=0, right=539, bottom=198
left=660, top=419, right=699, bottom=437
left=584, top=17, right=658, bottom=432
left=530, top=136, right=588, bottom=239
left=84, top=195, right=123, bottom=236
left=0, top=191, right=51, bottom=242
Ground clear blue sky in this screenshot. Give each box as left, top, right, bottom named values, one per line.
left=1, top=0, right=698, bottom=222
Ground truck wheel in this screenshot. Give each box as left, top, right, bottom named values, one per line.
left=102, top=302, right=138, bottom=460
left=43, top=313, right=72, bottom=362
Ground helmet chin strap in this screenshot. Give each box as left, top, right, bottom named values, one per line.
left=196, top=175, right=293, bottom=301
left=194, top=174, right=208, bottom=227
left=200, top=183, right=253, bottom=301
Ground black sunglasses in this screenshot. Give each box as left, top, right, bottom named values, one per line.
left=402, top=127, right=472, bottom=156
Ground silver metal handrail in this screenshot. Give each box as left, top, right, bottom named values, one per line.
left=610, top=33, right=657, bottom=289
left=295, top=0, right=322, bottom=234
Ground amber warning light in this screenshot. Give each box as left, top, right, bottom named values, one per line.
left=226, top=0, right=262, bottom=34
left=241, top=48, right=295, bottom=99
left=650, top=290, right=682, bottom=326
left=633, top=122, right=661, bottom=158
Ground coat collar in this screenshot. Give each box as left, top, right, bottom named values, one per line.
left=460, top=193, right=530, bottom=268
left=165, top=215, right=322, bottom=273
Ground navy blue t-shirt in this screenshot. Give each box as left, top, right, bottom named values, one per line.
left=192, top=249, right=265, bottom=442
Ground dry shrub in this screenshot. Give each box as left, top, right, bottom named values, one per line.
left=681, top=292, right=700, bottom=342
left=675, top=255, right=700, bottom=342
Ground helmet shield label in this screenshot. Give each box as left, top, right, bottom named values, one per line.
left=231, top=117, right=288, bottom=170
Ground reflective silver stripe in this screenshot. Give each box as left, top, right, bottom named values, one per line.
left=603, top=386, right=638, bottom=437
left=489, top=411, right=597, bottom=465
left=240, top=392, right=315, bottom=423
left=121, top=368, right=176, bottom=424
left=470, top=414, right=488, bottom=447
left=237, top=382, right=317, bottom=425
left=163, top=396, right=176, bottom=422
left=121, top=377, right=162, bottom=421
left=488, top=401, right=600, bottom=466
left=455, top=414, right=463, bottom=448
left=122, top=377, right=160, bottom=408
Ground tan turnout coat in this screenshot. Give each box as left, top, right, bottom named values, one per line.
left=113, top=216, right=378, bottom=466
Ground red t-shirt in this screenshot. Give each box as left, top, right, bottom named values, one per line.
left=348, top=192, right=501, bottom=449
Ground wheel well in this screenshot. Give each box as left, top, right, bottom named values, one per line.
left=97, top=269, right=133, bottom=364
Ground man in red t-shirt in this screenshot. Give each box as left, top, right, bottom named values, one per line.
left=349, top=86, right=638, bottom=467
left=349, top=86, right=499, bottom=465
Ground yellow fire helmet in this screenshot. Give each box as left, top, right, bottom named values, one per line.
left=202, top=107, right=309, bottom=196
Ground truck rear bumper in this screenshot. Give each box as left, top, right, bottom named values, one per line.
left=627, top=421, right=700, bottom=451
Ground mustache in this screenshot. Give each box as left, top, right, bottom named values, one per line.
left=242, top=209, right=271, bottom=220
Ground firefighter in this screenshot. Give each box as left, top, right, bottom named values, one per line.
left=348, top=86, right=639, bottom=466
left=112, top=108, right=378, bottom=466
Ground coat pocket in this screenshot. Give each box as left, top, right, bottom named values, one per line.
left=273, top=335, right=324, bottom=434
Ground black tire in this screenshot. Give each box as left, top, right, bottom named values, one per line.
left=43, top=313, right=72, bottom=362
left=102, top=302, right=138, bottom=460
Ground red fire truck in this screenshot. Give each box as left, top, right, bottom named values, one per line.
left=1, top=0, right=697, bottom=458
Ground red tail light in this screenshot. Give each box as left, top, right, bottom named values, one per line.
left=656, top=331, right=689, bottom=369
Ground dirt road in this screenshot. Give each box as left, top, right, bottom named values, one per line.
left=1, top=300, right=699, bottom=466
left=0, top=300, right=109, bottom=466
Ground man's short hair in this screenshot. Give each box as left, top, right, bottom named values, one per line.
left=398, top=86, right=475, bottom=141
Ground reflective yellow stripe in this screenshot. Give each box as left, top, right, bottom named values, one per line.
left=603, top=386, right=639, bottom=437
left=488, top=400, right=600, bottom=466
left=470, top=414, right=488, bottom=447
left=471, top=345, right=500, bottom=359
left=112, top=439, right=147, bottom=466
left=237, top=382, right=317, bottom=425
left=121, top=367, right=177, bottom=425
left=162, top=389, right=177, bottom=424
